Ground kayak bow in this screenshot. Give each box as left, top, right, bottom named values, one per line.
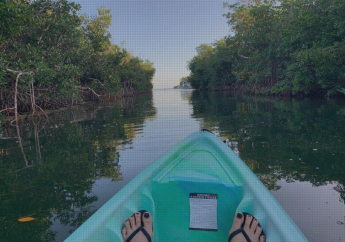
left=66, top=131, right=308, bottom=242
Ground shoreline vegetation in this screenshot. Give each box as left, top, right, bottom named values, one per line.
left=0, top=0, right=155, bottom=121
left=185, top=0, right=345, bottom=97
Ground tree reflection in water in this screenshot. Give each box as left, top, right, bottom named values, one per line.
left=190, top=91, right=345, bottom=202
left=0, top=93, right=156, bottom=242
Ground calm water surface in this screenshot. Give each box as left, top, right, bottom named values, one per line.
left=1, top=89, right=345, bottom=242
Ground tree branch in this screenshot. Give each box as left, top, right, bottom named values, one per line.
left=38, top=25, right=50, bottom=45
left=76, top=85, right=101, bottom=97
left=87, top=78, right=115, bottom=97
left=5, top=68, right=33, bottom=124
left=0, top=107, right=15, bottom=113
left=6, top=67, right=32, bottom=75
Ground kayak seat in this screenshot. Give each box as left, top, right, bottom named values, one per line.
left=150, top=150, right=244, bottom=241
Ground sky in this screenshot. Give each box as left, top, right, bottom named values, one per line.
left=73, top=0, right=234, bottom=89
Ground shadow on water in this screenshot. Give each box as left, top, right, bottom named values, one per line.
left=0, top=93, right=156, bottom=242
left=190, top=91, right=345, bottom=201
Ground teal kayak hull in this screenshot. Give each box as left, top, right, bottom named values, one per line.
left=66, top=131, right=308, bottom=241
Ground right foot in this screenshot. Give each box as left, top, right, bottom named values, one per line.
left=229, top=212, right=265, bottom=242
left=121, top=211, right=153, bottom=242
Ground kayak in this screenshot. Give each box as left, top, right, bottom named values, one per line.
left=66, top=130, right=308, bottom=242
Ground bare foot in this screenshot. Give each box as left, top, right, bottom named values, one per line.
left=229, top=212, right=265, bottom=242
left=121, top=211, right=153, bottom=242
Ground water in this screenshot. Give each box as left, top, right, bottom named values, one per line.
left=1, top=89, right=344, bottom=242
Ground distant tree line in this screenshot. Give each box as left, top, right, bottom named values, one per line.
left=186, top=0, right=345, bottom=97
left=0, top=0, right=155, bottom=119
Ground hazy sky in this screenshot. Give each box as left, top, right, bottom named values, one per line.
left=73, top=0, right=233, bottom=89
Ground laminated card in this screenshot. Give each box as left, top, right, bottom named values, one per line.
left=189, top=193, right=218, bottom=231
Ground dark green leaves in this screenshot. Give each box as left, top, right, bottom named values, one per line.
left=0, top=1, right=155, bottom=116
left=188, top=0, right=345, bottom=96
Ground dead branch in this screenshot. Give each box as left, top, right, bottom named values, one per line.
left=76, top=85, right=101, bottom=97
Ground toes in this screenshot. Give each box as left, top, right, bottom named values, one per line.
left=134, top=212, right=141, bottom=227
left=229, top=212, right=244, bottom=234
left=121, top=226, right=126, bottom=239
left=251, top=218, right=259, bottom=230
left=255, top=224, right=263, bottom=237
left=125, top=219, right=131, bottom=231
left=260, top=235, right=266, bottom=242
left=142, top=212, right=153, bottom=232
left=244, top=214, right=253, bottom=230
left=129, top=214, right=135, bottom=228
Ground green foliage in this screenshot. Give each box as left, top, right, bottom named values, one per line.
left=188, top=0, right=345, bottom=96
left=83, top=7, right=112, bottom=52
left=119, top=55, right=155, bottom=93
left=0, top=0, right=155, bottom=115
left=187, top=40, right=235, bottom=90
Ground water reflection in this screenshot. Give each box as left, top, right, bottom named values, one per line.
left=190, top=91, right=345, bottom=197
left=190, top=90, right=345, bottom=241
left=0, top=94, right=156, bottom=242
left=1, top=89, right=344, bottom=242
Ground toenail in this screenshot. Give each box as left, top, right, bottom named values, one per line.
left=136, top=212, right=140, bottom=215
left=131, top=215, right=134, bottom=217
left=248, top=215, right=251, bottom=217
left=237, top=213, right=243, bottom=218
left=144, top=213, right=150, bottom=218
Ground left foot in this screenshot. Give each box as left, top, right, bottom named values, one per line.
left=121, top=211, right=153, bottom=242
